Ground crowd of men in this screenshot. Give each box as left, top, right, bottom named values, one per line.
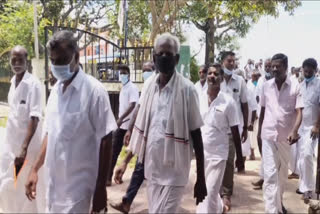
left=0, top=30, right=319, bottom=214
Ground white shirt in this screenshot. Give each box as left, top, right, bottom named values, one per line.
left=144, top=74, right=203, bottom=186
left=300, top=77, right=320, bottom=128
left=194, top=80, right=208, bottom=99
left=247, top=80, right=258, bottom=98
left=246, top=81, right=258, bottom=122
left=5, top=71, right=42, bottom=157
left=200, top=92, right=239, bottom=160
left=44, top=69, right=117, bottom=206
left=119, top=81, right=139, bottom=130
left=220, top=74, right=247, bottom=128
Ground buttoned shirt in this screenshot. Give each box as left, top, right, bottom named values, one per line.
left=260, top=76, right=303, bottom=142
left=194, top=80, right=208, bottom=99
left=220, top=73, right=247, bottom=129
left=119, top=81, right=139, bottom=130
left=200, top=92, right=239, bottom=160
left=300, top=77, right=320, bottom=128
left=5, top=71, right=42, bottom=158
left=44, top=69, right=117, bottom=206
left=144, top=72, right=203, bottom=186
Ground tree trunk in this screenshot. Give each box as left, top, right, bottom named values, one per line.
left=205, top=18, right=216, bottom=64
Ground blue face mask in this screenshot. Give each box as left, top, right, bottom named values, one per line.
left=143, top=71, right=153, bottom=81
left=305, top=75, right=315, bottom=83
left=253, top=81, right=258, bottom=86
left=51, top=56, right=74, bottom=82
left=223, top=67, right=233, bottom=76
left=120, top=74, right=129, bottom=85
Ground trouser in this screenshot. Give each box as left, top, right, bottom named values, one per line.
left=147, top=182, right=184, bottom=213
left=262, top=139, right=290, bottom=213
left=108, top=128, right=127, bottom=181
left=197, top=159, right=226, bottom=214
left=298, top=128, right=317, bottom=192
left=289, top=142, right=300, bottom=174
left=220, top=134, right=235, bottom=197
left=123, top=160, right=145, bottom=204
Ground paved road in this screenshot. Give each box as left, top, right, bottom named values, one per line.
left=108, top=152, right=310, bottom=213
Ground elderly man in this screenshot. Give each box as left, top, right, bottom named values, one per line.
left=107, top=64, right=139, bottom=186
left=0, top=46, right=43, bottom=213
left=296, top=58, right=320, bottom=203
left=110, top=61, right=156, bottom=213
left=194, top=65, right=208, bottom=98
left=258, top=53, right=303, bottom=213
left=197, top=64, right=241, bottom=214
left=25, top=30, right=117, bottom=213
left=219, top=51, right=248, bottom=211
left=129, top=33, right=207, bottom=213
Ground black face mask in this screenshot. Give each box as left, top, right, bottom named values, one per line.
left=155, top=55, right=176, bottom=74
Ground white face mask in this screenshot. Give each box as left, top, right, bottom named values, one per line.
left=51, top=56, right=74, bottom=82
left=223, top=67, right=233, bottom=76
left=120, top=74, right=129, bottom=85
left=10, top=61, right=26, bottom=74
left=143, top=71, right=153, bottom=81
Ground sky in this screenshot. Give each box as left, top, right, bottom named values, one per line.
left=184, top=1, right=320, bottom=69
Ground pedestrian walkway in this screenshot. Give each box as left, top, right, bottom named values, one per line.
left=108, top=151, right=310, bottom=213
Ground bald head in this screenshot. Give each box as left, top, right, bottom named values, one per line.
left=10, top=45, right=28, bottom=74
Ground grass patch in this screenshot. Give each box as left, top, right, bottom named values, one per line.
left=118, top=146, right=138, bottom=169
left=0, top=117, right=7, bottom=128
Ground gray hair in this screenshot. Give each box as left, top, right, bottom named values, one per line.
left=154, top=33, right=180, bottom=54
left=46, top=30, right=78, bottom=53
left=10, top=45, right=28, bottom=58
left=264, top=58, right=271, bottom=63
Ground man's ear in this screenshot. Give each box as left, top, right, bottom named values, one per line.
left=75, top=51, right=80, bottom=64
left=175, top=54, right=180, bottom=65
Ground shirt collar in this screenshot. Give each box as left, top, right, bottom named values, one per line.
left=11, top=71, right=31, bottom=85
left=58, top=68, right=85, bottom=91
left=271, top=75, right=291, bottom=88
left=156, top=70, right=176, bottom=91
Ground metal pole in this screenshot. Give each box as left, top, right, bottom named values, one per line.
left=44, top=27, right=49, bottom=102
left=33, top=1, right=39, bottom=59
left=316, top=136, right=320, bottom=199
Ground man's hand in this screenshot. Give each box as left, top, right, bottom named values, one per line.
left=116, top=118, right=123, bottom=128
left=241, top=128, right=248, bottom=143
left=114, top=163, right=128, bottom=184
left=25, top=168, right=38, bottom=201
left=123, top=130, right=131, bottom=147
left=311, top=125, right=319, bottom=140
left=92, top=184, right=107, bottom=213
left=248, top=124, right=254, bottom=132
left=287, top=131, right=300, bottom=145
left=194, top=176, right=207, bottom=205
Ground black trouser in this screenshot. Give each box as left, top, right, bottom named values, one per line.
left=122, top=160, right=145, bottom=204
left=108, top=128, right=127, bottom=181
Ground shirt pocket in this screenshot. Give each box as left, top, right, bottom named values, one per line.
left=17, top=103, right=29, bottom=121
left=208, top=107, right=226, bottom=130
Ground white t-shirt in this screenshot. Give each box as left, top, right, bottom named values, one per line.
left=200, top=92, right=239, bottom=160
left=119, top=81, right=139, bottom=130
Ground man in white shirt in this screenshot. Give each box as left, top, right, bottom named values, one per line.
left=128, top=33, right=207, bottom=213
left=25, top=30, right=117, bottom=213
left=296, top=58, right=320, bottom=203
left=0, top=46, right=43, bottom=213
left=220, top=51, right=248, bottom=211
left=244, top=59, right=255, bottom=81
left=197, top=63, right=241, bottom=214
left=194, top=65, right=208, bottom=99
left=107, top=64, right=139, bottom=186
left=252, top=58, right=273, bottom=190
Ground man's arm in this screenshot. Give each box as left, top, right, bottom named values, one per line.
left=123, top=105, right=140, bottom=146
left=15, top=117, right=39, bottom=166
left=311, top=106, right=320, bottom=140
left=117, top=102, right=136, bottom=127
left=92, top=133, right=113, bottom=212
left=240, top=102, right=249, bottom=142
left=114, top=151, right=134, bottom=184
left=248, top=110, right=257, bottom=131
left=25, top=134, right=48, bottom=201
left=288, top=108, right=303, bottom=145
left=231, top=125, right=244, bottom=171
left=190, top=129, right=207, bottom=205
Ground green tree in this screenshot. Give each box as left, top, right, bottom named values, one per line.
left=190, top=56, right=199, bottom=83
left=182, top=0, right=301, bottom=64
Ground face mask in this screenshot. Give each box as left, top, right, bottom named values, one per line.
left=51, top=56, right=74, bottom=81
left=120, top=74, right=129, bottom=84
left=155, top=55, right=176, bottom=74
left=305, top=75, right=315, bottom=83
left=223, top=67, right=233, bottom=76
left=253, top=81, right=258, bottom=86
left=10, top=62, right=26, bottom=74
left=143, top=71, right=153, bottom=81
left=265, top=72, right=273, bottom=80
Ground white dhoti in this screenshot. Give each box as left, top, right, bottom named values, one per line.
left=196, top=159, right=226, bottom=214
left=298, top=128, right=317, bottom=192
left=48, top=197, right=91, bottom=213
left=147, top=182, right=184, bottom=213
left=259, top=158, right=264, bottom=179
left=262, top=140, right=290, bottom=213
left=249, top=120, right=259, bottom=150
left=289, top=141, right=300, bottom=174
